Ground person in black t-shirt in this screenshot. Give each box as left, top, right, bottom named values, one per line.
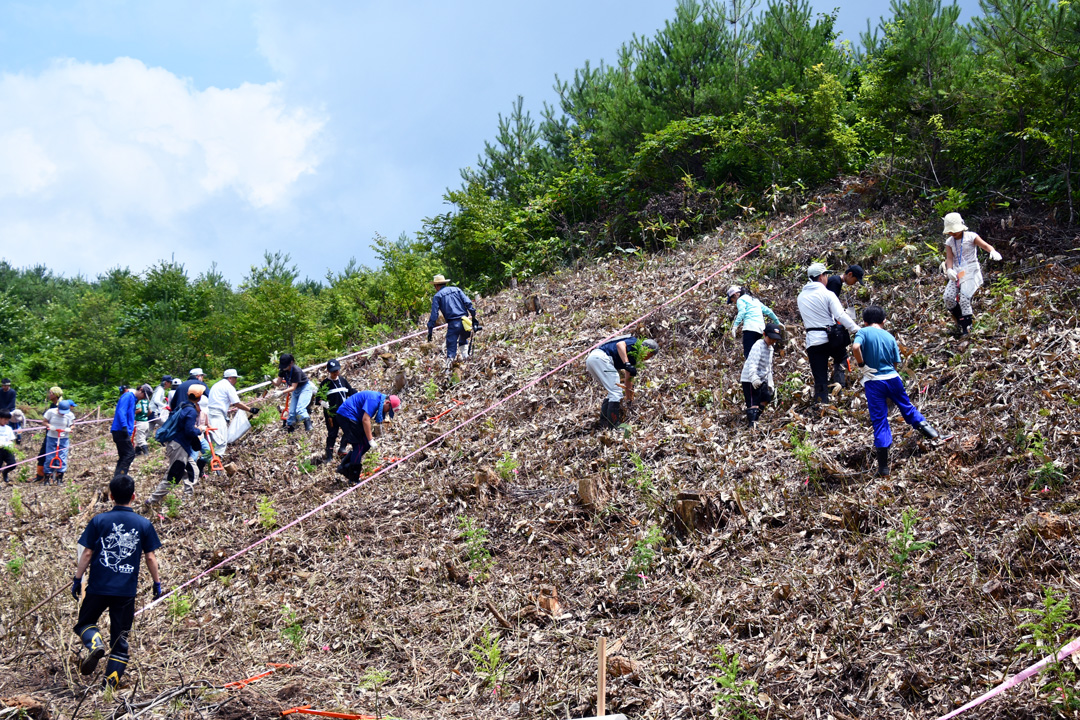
left=275, top=353, right=315, bottom=432
left=73, top=474, right=162, bottom=689
left=317, top=359, right=356, bottom=461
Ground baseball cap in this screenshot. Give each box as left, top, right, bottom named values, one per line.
left=139, top=384, right=153, bottom=397
left=846, top=265, right=865, bottom=283
left=189, top=368, right=204, bottom=377
left=641, top=339, right=659, bottom=353
left=326, top=359, right=341, bottom=372
left=58, top=399, right=76, bottom=414
left=725, top=285, right=741, bottom=304
left=162, top=375, right=173, bottom=383
left=278, top=353, right=295, bottom=370
left=1, top=378, right=9, bottom=385
left=223, top=369, right=240, bottom=379
left=807, top=262, right=829, bottom=279
left=386, top=394, right=401, bottom=419
left=764, top=323, right=783, bottom=340
left=187, top=385, right=205, bottom=401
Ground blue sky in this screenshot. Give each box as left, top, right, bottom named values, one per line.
left=0, top=0, right=979, bottom=285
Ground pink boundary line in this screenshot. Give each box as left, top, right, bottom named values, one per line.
left=936, top=637, right=1080, bottom=720
left=137, top=205, right=826, bottom=617
left=1, top=425, right=116, bottom=474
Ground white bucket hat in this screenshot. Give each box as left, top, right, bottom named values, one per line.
left=942, top=212, right=967, bottom=234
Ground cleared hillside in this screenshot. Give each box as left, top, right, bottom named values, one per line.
left=3, top=179, right=1080, bottom=720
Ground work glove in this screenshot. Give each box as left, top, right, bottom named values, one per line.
left=366, top=438, right=377, bottom=451
left=319, top=401, right=330, bottom=409
left=989, top=250, right=1002, bottom=261
left=752, top=379, right=762, bottom=389
left=860, top=364, right=878, bottom=382
left=730, top=325, right=738, bottom=339
left=71, top=575, right=82, bottom=601
left=473, top=321, right=483, bottom=332
left=625, top=364, right=638, bottom=377
left=153, top=582, right=163, bottom=600
left=250, top=407, right=260, bottom=416
left=946, top=267, right=958, bottom=282
left=426, top=330, right=433, bottom=342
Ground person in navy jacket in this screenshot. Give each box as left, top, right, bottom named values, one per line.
left=427, top=274, right=480, bottom=368
left=334, top=390, right=400, bottom=482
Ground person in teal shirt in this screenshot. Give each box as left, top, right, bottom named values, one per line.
left=852, top=306, right=940, bottom=476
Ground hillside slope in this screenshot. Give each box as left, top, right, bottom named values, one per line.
left=3, top=180, right=1080, bottom=720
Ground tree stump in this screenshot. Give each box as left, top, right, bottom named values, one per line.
left=672, top=490, right=730, bottom=537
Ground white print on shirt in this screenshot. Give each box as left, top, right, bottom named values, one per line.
left=99, top=523, right=140, bottom=575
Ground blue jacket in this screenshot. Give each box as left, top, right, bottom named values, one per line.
left=337, top=391, right=385, bottom=424
left=428, top=286, right=475, bottom=329
left=111, top=391, right=137, bottom=434
left=170, top=403, right=202, bottom=455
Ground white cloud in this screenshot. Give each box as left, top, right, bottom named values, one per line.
left=0, top=57, right=323, bottom=267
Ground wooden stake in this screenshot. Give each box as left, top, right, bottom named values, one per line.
left=597, top=636, right=607, bottom=717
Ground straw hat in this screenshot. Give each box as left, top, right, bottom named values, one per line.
left=432, top=274, right=450, bottom=285
left=942, top=212, right=967, bottom=234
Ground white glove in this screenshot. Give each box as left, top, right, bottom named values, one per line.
left=752, top=379, right=762, bottom=389
left=946, top=267, right=958, bottom=282
left=860, top=365, right=877, bottom=382
left=730, top=325, right=738, bottom=339
left=989, top=250, right=1002, bottom=261
left=319, top=400, right=329, bottom=409
left=366, top=438, right=376, bottom=450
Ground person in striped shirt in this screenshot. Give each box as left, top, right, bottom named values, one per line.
left=739, top=323, right=782, bottom=427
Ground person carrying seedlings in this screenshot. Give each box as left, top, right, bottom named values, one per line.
left=333, top=390, right=400, bottom=482
left=111, top=385, right=150, bottom=478
left=133, top=390, right=152, bottom=457
left=852, top=305, right=941, bottom=477
left=206, top=369, right=259, bottom=456
left=797, top=263, right=860, bottom=403
left=73, top=473, right=162, bottom=689
left=726, top=285, right=782, bottom=359
left=145, top=385, right=205, bottom=504
left=42, top=399, right=77, bottom=485
left=941, top=212, right=1003, bottom=335
left=318, top=359, right=356, bottom=462
left=36, top=386, right=63, bottom=481
left=0, top=411, right=16, bottom=484
left=148, top=375, right=172, bottom=435
left=0, top=378, right=19, bottom=443
left=427, top=274, right=480, bottom=370
left=275, top=353, right=315, bottom=432
left=739, top=323, right=782, bottom=427
left=585, top=335, right=659, bottom=428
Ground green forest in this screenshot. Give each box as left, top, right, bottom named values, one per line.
left=2, top=0, right=1077, bottom=405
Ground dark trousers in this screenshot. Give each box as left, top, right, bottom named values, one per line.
left=112, top=430, right=136, bottom=477
left=0, top=448, right=14, bottom=481
left=74, top=593, right=135, bottom=659
left=324, top=412, right=346, bottom=454
left=335, top=415, right=371, bottom=471
left=741, top=382, right=760, bottom=409
left=741, top=331, right=762, bottom=359
left=36, top=436, right=47, bottom=469
left=807, top=342, right=846, bottom=388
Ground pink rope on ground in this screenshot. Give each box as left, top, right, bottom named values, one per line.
left=1, top=427, right=115, bottom=474
left=138, top=206, right=826, bottom=616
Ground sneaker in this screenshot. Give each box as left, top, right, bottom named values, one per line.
left=80, top=647, right=106, bottom=676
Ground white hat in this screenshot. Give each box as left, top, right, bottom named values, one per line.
left=189, top=368, right=204, bottom=377
left=725, top=285, right=741, bottom=304
left=942, top=212, right=967, bottom=234
left=223, top=369, right=240, bottom=379
left=807, top=262, right=829, bottom=279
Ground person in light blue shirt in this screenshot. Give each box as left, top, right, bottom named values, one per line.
left=852, top=306, right=940, bottom=477
left=427, top=274, right=479, bottom=366
left=727, top=285, right=782, bottom=358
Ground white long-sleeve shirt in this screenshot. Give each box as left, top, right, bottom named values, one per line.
left=797, top=280, right=860, bottom=348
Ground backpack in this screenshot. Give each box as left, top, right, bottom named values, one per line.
left=154, top=404, right=188, bottom=445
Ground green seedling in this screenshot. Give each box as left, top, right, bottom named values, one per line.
left=887, top=508, right=934, bottom=599
left=468, top=627, right=507, bottom=692
left=10, top=487, right=24, bottom=518
left=164, top=493, right=181, bottom=519
left=281, top=605, right=304, bottom=653
left=623, top=525, right=663, bottom=587
left=1016, top=588, right=1079, bottom=715
left=710, top=646, right=758, bottom=720
left=167, top=593, right=192, bottom=620
left=256, top=496, right=278, bottom=529
left=495, top=452, right=518, bottom=481
left=359, top=667, right=391, bottom=719
left=423, top=379, right=439, bottom=402
left=458, top=515, right=493, bottom=579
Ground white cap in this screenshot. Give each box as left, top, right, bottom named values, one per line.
left=223, top=369, right=240, bottom=379
left=189, top=368, right=204, bottom=377
left=807, top=262, right=829, bottom=279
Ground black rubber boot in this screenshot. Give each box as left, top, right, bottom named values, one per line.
left=960, top=315, right=973, bottom=335
left=303, top=418, right=312, bottom=432
left=103, top=653, right=128, bottom=689
left=876, top=447, right=890, bottom=477
left=948, top=304, right=963, bottom=323
left=745, top=408, right=760, bottom=427
left=79, top=626, right=106, bottom=675
left=916, top=421, right=940, bottom=440
left=603, top=401, right=621, bottom=428
left=831, top=364, right=847, bottom=388
left=57, top=472, right=65, bottom=484
left=813, top=384, right=831, bottom=405
left=324, top=447, right=335, bottom=463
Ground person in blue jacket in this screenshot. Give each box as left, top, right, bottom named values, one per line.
left=726, top=286, right=782, bottom=358
left=852, top=306, right=941, bottom=476
left=334, top=390, right=401, bottom=482
left=145, top=385, right=205, bottom=504
left=73, top=473, right=162, bottom=689
left=110, top=385, right=150, bottom=478
left=427, top=274, right=480, bottom=369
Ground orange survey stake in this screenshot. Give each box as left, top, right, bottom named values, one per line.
left=280, top=705, right=377, bottom=719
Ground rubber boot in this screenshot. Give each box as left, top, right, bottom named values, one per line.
left=57, top=472, right=65, bottom=485
left=324, top=447, right=335, bottom=463
left=599, top=400, right=610, bottom=428
left=79, top=626, right=107, bottom=675
left=460, top=342, right=470, bottom=360
left=960, top=315, right=973, bottom=335
left=948, top=304, right=963, bottom=324
left=43, top=473, right=53, bottom=486
left=813, top=384, right=831, bottom=405
left=745, top=408, right=760, bottom=428
left=876, top=447, right=890, bottom=477
left=830, top=364, right=847, bottom=388
left=36, top=465, right=44, bottom=481
left=916, top=421, right=940, bottom=440
left=102, top=653, right=128, bottom=689
left=602, top=401, right=621, bottom=428
left=303, top=418, right=312, bottom=432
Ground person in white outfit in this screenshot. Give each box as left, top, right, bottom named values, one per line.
left=797, top=263, right=861, bottom=404
left=206, top=369, right=259, bottom=456
left=941, top=212, right=1002, bottom=335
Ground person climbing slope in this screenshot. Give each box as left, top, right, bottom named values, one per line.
left=851, top=305, right=941, bottom=477
left=333, top=390, right=400, bottom=483
left=111, top=385, right=150, bottom=478
left=727, top=285, right=782, bottom=359
left=941, top=212, right=1003, bottom=335
left=43, top=399, right=76, bottom=485
left=276, top=354, right=315, bottom=432
left=585, top=335, right=659, bottom=428
left=0, top=411, right=16, bottom=484
left=318, top=359, right=356, bottom=462
left=73, top=473, right=162, bottom=689
left=145, top=385, right=205, bottom=504
left=739, top=323, right=782, bottom=427
left=797, top=263, right=860, bottom=403
left=427, top=274, right=480, bottom=371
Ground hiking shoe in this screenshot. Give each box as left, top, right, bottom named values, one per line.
left=80, top=647, right=106, bottom=676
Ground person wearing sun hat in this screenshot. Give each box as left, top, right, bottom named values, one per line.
left=36, top=386, right=64, bottom=481
left=798, top=262, right=861, bottom=404
left=333, top=391, right=401, bottom=482
left=427, top=274, right=480, bottom=370
left=726, top=285, right=782, bottom=359
left=42, top=398, right=77, bottom=484
left=941, top=212, right=1002, bottom=336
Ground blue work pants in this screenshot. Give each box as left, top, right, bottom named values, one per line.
left=864, top=376, right=925, bottom=449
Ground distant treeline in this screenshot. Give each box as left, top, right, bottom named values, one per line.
left=2, top=0, right=1077, bottom=403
